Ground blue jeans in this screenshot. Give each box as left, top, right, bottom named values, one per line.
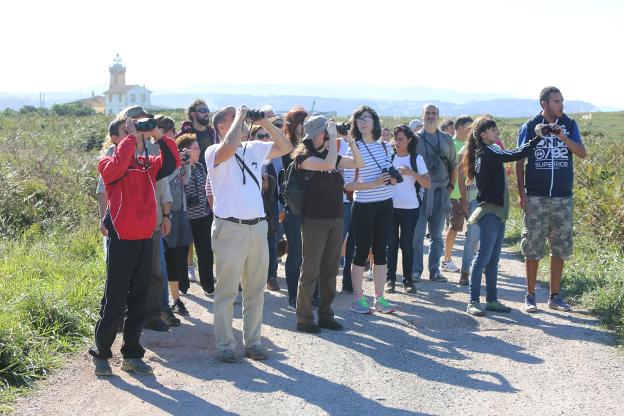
left=469, top=213, right=504, bottom=303
left=160, top=237, right=169, bottom=308
left=283, top=212, right=303, bottom=304
left=387, top=208, right=418, bottom=284
left=412, top=189, right=446, bottom=278
left=461, top=199, right=480, bottom=273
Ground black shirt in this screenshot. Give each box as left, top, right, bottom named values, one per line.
left=296, top=151, right=343, bottom=219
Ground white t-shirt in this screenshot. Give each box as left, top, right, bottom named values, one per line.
left=391, top=153, right=428, bottom=209
left=205, top=140, right=273, bottom=219
left=337, top=138, right=350, bottom=203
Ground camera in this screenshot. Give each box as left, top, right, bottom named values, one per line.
left=336, top=122, right=351, bottom=135
left=246, top=110, right=266, bottom=121
left=180, top=151, right=190, bottom=163
left=135, top=118, right=157, bottom=132
left=540, top=123, right=561, bottom=137
left=186, top=194, right=200, bottom=206
left=382, top=166, right=403, bottom=185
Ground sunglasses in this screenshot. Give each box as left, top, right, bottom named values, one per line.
left=357, top=115, right=372, bottom=122
left=256, top=133, right=271, bottom=139
left=196, top=108, right=210, bottom=114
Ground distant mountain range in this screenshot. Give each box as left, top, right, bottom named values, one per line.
left=0, top=84, right=611, bottom=117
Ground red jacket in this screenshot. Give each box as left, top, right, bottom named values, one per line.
left=99, top=135, right=180, bottom=240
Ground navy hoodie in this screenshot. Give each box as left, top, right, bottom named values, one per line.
left=517, top=113, right=583, bottom=197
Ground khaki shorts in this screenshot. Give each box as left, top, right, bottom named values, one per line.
left=449, top=198, right=465, bottom=232
left=521, top=196, right=573, bottom=260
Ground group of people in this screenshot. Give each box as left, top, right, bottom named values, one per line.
left=89, top=86, right=586, bottom=376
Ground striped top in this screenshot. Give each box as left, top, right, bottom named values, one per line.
left=343, top=139, right=393, bottom=203
left=184, top=164, right=211, bottom=219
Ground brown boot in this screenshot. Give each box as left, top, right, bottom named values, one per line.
left=266, top=277, right=281, bottom=292
left=458, top=272, right=469, bottom=285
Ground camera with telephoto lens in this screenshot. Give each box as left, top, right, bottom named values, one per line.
left=246, top=109, right=265, bottom=121
left=134, top=118, right=157, bottom=132
left=382, top=166, right=403, bottom=185
left=336, top=122, right=351, bottom=135
left=540, top=123, right=561, bottom=137
left=186, top=194, right=200, bottom=206
left=180, top=149, right=190, bottom=163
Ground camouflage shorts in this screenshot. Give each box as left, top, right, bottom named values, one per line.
left=521, top=196, right=573, bottom=260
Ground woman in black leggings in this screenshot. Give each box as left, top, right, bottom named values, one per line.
left=343, top=106, right=397, bottom=314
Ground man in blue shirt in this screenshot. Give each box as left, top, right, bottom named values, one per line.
left=516, top=86, right=587, bottom=313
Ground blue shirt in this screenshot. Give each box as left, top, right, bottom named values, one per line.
left=517, top=113, right=582, bottom=197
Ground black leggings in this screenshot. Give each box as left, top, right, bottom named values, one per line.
left=190, top=215, right=215, bottom=293
left=165, top=245, right=190, bottom=290
left=351, top=199, right=393, bottom=266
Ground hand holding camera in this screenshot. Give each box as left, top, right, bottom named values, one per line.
left=122, top=119, right=138, bottom=137
left=383, top=166, right=404, bottom=185
left=335, top=122, right=351, bottom=136
left=326, top=120, right=338, bottom=139
left=180, top=148, right=191, bottom=164
left=535, top=123, right=562, bottom=138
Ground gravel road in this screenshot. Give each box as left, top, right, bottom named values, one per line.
left=12, top=236, right=624, bottom=416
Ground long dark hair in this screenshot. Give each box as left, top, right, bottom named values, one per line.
left=351, top=105, right=382, bottom=141
left=283, top=107, right=308, bottom=146
left=393, top=124, right=418, bottom=156
left=464, top=116, right=497, bottom=181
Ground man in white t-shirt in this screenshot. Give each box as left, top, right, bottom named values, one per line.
left=205, top=106, right=293, bottom=362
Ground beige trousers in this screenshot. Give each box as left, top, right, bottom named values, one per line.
left=211, top=218, right=268, bottom=352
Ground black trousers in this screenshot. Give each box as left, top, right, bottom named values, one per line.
left=89, top=233, right=152, bottom=360
left=190, top=215, right=215, bottom=293
left=145, top=231, right=165, bottom=322
left=166, top=245, right=190, bottom=293
left=387, top=208, right=419, bottom=284
left=351, top=199, right=394, bottom=266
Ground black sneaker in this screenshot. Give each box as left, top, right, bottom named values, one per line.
left=429, top=272, right=448, bottom=282
left=172, top=299, right=190, bottom=316
left=161, top=307, right=181, bottom=326
left=144, top=319, right=169, bottom=332
left=92, top=357, right=113, bottom=376
left=404, top=281, right=417, bottom=294
left=318, top=319, right=343, bottom=331
left=385, top=280, right=396, bottom=293
left=297, top=322, right=321, bottom=333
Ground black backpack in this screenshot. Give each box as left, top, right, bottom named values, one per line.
left=279, top=162, right=314, bottom=216
left=391, top=152, right=424, bottom=203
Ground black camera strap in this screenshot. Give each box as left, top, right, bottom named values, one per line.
left=234, top=153, right=261, bottom=191
left=361, top=140, right=388, bottom=174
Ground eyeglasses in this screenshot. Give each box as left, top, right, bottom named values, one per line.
left=196, top=108, right=210, bottom=114
left=356, top=115, right=372, bottom=122
left=256, top=133, right=271, bottom=139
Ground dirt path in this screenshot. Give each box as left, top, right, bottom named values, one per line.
left=12, top=236, right=624, bottom=416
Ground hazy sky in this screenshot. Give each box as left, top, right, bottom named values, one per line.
left=3, top=0, right=623, bottom=107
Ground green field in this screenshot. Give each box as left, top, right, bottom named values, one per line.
left=0, top=110, right=622, bottom=411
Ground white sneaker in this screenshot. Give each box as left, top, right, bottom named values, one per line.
left=187, top=264, right=198, bottom=282
left=441, top=259, right=460, bottom=273
left=365, top=269, right=374, bottom=281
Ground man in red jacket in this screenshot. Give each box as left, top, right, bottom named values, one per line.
left=89, top=116, right=179, bottom=376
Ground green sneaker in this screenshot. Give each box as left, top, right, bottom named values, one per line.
left=121, top=358, right=153, bottom=375
left=466, top=301, right=485, bottom=316
left=350, top=296, right=372, bottom=314
left=485, top=300, right=512, bottom=313
left=374, top=296, right=396, bottom=314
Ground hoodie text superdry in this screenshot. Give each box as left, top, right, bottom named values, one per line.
left=517, top=113, right=583, bottom=198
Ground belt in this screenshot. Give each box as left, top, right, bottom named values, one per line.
left=216, top=216, right=266, bottom=225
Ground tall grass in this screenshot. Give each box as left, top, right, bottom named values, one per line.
left=0, top=110, right=622, bottom=410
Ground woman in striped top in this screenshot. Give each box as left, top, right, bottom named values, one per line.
left=344, top=106, right=397, bottom=314
left=177, top=134, right=216, bottom=297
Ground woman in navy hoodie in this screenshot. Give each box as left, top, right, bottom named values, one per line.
left=463, top=116, right=543, bottom=316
